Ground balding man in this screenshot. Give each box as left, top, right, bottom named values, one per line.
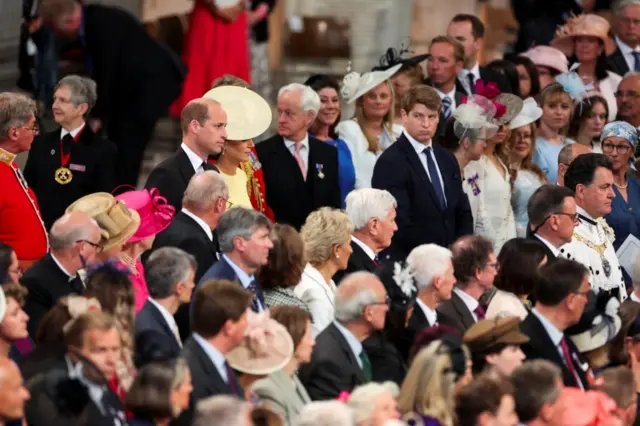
left=0, top=356, right=30, bottom=425
left=616, top=73, right=640, bottom=131
left=22, top=211, right=101, bottom=335
left=151, top=170, right=228, bottom=339
left=145, top=98, right=227, bottom=211
left=299, top=271, right=389, bottom=400
left=557, top=143, right=592, bottom=186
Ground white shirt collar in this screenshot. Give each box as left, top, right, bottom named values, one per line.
left=333, top=320, right=363, bottom=360
left=148, top=298, right=179, bottom=333
left=534, top=234, right=560, bottom=257
left=616, top=36, right=640, bottom=54
left=415, top=298, right=438, bottom=326
left=50, top=253, right=75, bottom=280
left=454, top=287, right=479, bottom=313
left=192, top=333, right=228, bottom=380
left=60, top=123, right=86, bottom=140
left=434, top=86, right=456, bottom=101
left=222, top=254, right=254, bottom=289
left=181, top=143, right=206, bottom=173
left=404, top=130, right=432, bottom=153
left=284, top=134, right=309, bottom=150
left=531, top=308, right=564, bottom=346
left=181, top=208, right=213, bottom=241
left=351, top=235, right=375, bottom=261
left=458, top=63, right=480, bottom=81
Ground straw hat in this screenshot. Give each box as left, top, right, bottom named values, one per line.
left=66, top=193, right=140, bottom=252
left=115, top=188, right=175, bottom=244
left=463, top=317, right=530, bottom=353
left=341, top=64, right=402, bottom=104
left=551, top=14, right=616, bottom=57
left=509, top=97, right=543, bottom=130
left=520, top=45, right=569, bottom=74
left=226, top=311, right=294, bottom=375
left=493, top=93, right=524, bottom=126
left=202, top=86, right=272, bottom=141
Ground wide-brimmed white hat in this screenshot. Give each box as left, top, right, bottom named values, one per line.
left=509, top=97, right=543, bottom=130
left=203, top=86, right=272, bottom=141
left=566, top=293, right=621, bottom=354
left=341, top=63, right=402, bottom=104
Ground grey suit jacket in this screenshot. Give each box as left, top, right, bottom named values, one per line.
left=251, top=371, right=311, bottom=426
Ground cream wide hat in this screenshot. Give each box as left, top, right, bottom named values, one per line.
left=203, top=86, right=272, bottom=141
left=341, top=63, right=402, bottom=104
left=509, top=97, right=543, bottom=130
left=551, top=14, right=616, bottom=57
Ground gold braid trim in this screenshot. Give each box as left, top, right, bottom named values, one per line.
left=240, top=161, right=265, bottom=212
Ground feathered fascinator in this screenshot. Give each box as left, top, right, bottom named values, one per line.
left=454, top=95, right=499, bottom=141
left=372, top=41, right=430, bottom=72
left=555, top=63, right=594, bottom=103
left=392, top=262, right=417, bottom=298
left=462, top=80, right=523, bottom=126
left=341, top=62, right=402, bottom=104
left=85, top=259, right=132, bottom=282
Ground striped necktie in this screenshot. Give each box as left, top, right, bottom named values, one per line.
left=441, top=96, right=452, bottom=121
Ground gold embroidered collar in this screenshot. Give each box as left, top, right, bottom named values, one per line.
left=0, top=148, right=16, bottom=165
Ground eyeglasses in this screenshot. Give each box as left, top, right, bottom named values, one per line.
left=532, top=212, right=579, bottom=233
left=367, top=295, right=391, bottom=308
left=79, top=239, right=103, bottom=253
left=602, top=143, right=631, bottom=154
left=21, top=124, right=39, bottom=134
left=614, top=90, right=640, bottom=100
left=226, top=200, right=234, bottom=209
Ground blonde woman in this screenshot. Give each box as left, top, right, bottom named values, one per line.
left=398, top=338, right=472, bottom=426
left=294, top=207, right=354, bottom=336
left=337, top=65, right=404, bottom=189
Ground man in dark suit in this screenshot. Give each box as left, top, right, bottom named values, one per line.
left=256, top=83, right=341, bottom=230
left=447, top=14, right=512, bottom=95
left=39, top=0, right=186, bottom=187
left=173, top=280, right=251, bottom=426
left=527, top=184, right=577, bottom=263
left=372, top=85, right=473, bottom=261
left=334, top=188, right=398, bottom=284
left=520, top=258, right=591, bottom=389
left=24, top=75, right=117, bottom=230
left=23, top=211, right=101, bottom=336
left=423, top=36, right=466, bottom=137
left=438, top=235, right=496, bottom=335
left=146, top=99, right=226, bottom=211
left=135, top=248, right=196, bottom=368
left=607, top=3, right=640, bottom=77
left=199, top=208, right=273, bottom=312
left=299, top=272, right=389, bottom=400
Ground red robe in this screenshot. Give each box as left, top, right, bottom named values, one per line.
left=208, top=148, right=274, bottom=221
left=0, top=148, right=48, bottom=268
left=170, top=0, right=251, bottom=117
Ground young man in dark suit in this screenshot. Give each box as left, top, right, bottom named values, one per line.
left=298, top=272, right=388, bottom=400
left=372, top=85, right=473, bottom=261
left=135, top=248, right=196, bottom=368
left=22, top=211, right=102, bottom=336
left=170, top=280, right=250, bottom=426
left=256, top=83, right=341, bottom=230
left=39, top=0, right=186, bottom=186
left=24, top=75, right=117, bottom=231
left=447, top=14, right=512, bottom=95
left=520, top=258, right=591, bottom=389
left=334, top=188, right=398, bottom=284
left=145, top=99, right=226, bottom=211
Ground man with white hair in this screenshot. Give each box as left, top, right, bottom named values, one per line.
left=193, top=395, right=252, bottom=426
left=299, top=271, right=389, bottom=400
left=608, top=0, right=640, bottom=77
left=256, top=83, right=341, bottom=229
left=295, top=401, right=355, bottom=426
left=334, top=188, right=398, bottom=283
left=398, top=244, right=456, bottom=359
left=22, top=211, right=102, bottom=336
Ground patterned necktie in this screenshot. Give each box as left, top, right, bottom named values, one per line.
left=474, top=304, right=486, bottom=321
left=293, top=142, right=307, bottom=180
left=467, top=73, right=477, bottom=95
left=441, top=96, right=452, bottom=121
left=359, top=350, right=373, bottom=382
left=246, top=280, right=260, bottom=312
left=560, top=337, right=583, bottom=388
left=633, top=51, right=640, bottom=72
left=423, top=147, right=446, bottom=209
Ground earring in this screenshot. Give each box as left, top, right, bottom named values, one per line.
left=336, top=254, right=340, bottom=259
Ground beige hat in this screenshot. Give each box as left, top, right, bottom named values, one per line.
left=203, top=86, right=272, bottom=141
left=464, top=316, right=530, bottom=353
left=66, top=192, right=140, bottom=252
left=227, top=311, right=294, bottom=375
left=493, top=93, right=524, bottom=126
left=341, top=63, right=402, bottom=104
left=551, top=14, right=616, bottom=57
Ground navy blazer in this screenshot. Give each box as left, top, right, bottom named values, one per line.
left=198, top=256, right=265, bottom=312
left=371, top=134, right=473, bottom=260
left=134, top=300, right=182, bottom=368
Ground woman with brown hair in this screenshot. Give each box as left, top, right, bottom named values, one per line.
left=258, top=224, right=309, bottom=314
left=567, top=95, right=609, bottom=153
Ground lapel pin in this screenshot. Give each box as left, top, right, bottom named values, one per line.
left=316, top=163, right=325, bottom=179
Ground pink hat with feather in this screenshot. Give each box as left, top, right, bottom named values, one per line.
left=114, top=188, right=175, bottom=243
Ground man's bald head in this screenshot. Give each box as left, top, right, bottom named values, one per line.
left=617, top=73, right=640, bottom=125
left=558, top=143, right=592, bottom=185
left=49, top=211, right=101, bottom=250
left=0, top=356, right=29, bottom=421
left=334, top=272, right=386, bottom=323
left=183, top=170, right=229, bottom=213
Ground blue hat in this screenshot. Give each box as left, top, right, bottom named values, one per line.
left=600, top=121, right=638, bottom=151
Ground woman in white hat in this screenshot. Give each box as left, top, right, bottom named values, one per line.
left=552, top=14, right=621, bottom=121
left=203, top=85, right=272, bottom=211
left=507, top=98, right=547, bottom=237
left=336, top=64, right=404, bottom=189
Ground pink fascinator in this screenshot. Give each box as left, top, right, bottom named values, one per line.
left=561, top=388, right=624, bottom=426
left=115, top=187, right=175, bottom=243
left=226, top=310, right=294, bottom=375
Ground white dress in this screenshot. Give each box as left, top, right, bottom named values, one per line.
left=461, top=160, right=489, bottom=234
left=293, top=263, right=337, bottom=336
left=596, top=71, right=622, bottom=122
left=469, top=155, right=516, bottom=254
left=336, top=119, right=404, bottom=189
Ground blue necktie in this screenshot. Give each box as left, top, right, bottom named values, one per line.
left=424, top=147, right=446, bottom=209
left=633, top=52, right=640, bottom=72
left=247, top=279, right=261, bottom=312
left=441, top=96, right=452, bottom=121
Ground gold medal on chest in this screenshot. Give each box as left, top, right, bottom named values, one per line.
left=55, top=167, right=73, bottom=184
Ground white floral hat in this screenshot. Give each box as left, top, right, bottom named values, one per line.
left=341, top=63, right=402, bottom=104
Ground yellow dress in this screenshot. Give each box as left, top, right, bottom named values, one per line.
left=220, top=168, right=254, bottom=209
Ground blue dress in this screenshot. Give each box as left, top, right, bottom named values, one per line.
left=312, top=134, right=356, bottom=207
left=605, top=175, right=640, bottom=251
left=533, top=136, right=574, bottom=184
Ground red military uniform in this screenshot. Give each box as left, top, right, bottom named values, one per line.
left=0, top=148, right=48, bottom=269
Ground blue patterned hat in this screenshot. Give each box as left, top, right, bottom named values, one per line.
left=600, top=121, right=639, bottom=150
